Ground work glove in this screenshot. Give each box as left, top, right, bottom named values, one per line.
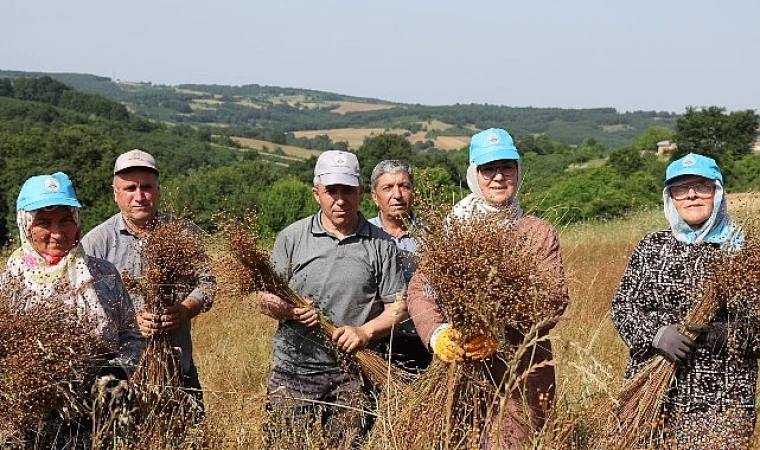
left=652, top=324, right=695, bottom=364
left=432, top=325, right=465, bottom=363
left=463, top=334, right=499, bottom=360
left=686, top=322, right=729, bottom=353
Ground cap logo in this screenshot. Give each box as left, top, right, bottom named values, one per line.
left=334, top=153, right=347, bottom=166
left=44, top=177, right=60, bottom=192
left=487, top=133, right=500, bottom=145
left=682, top=155, right=696, bottom=167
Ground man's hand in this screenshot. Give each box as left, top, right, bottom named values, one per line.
left=137, top=297, right=202, bottom=336
left=137, top=311, right=160, bottom=337
left=332, top=326, right=371, bottom=353
left=292, top=299, right=320, bottom=328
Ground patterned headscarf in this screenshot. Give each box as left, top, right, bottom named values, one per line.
left=6, top=206, right=107, bottom=332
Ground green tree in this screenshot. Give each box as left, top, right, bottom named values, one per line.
left=633, top=126, right=673, bottom=152
left=608, top=146, right=643, bottom=175
left=673, top=106, right=759, bottom=165
left=356, top=134, right=414, bottom=186
left=258, top=178, right=316, bottom=236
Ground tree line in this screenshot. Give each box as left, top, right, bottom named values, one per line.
left=0, top=75, right=757, bottom=246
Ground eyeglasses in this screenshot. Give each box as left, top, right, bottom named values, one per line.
left=669, top=182, right=715, bottom=200
left=478, top=164, right=517, bottom=180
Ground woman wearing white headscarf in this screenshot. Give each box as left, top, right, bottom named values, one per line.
left=408, top=128, right=569, bottom=449
left=611, top=153, right=758, bottom=448
left=3, top=172, right=143, bottom=447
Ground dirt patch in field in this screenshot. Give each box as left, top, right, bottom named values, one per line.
left=231, top=137, right=321, bottom=160
left=330, top=102, right=396, bottom=114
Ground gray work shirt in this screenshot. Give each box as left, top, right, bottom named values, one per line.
left=369, top=213, right=421, bottom=337
left=270, top=212, right=405, bottom=375
left=81, top=212, right=215, bottom=379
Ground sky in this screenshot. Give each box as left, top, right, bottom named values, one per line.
left=2, top=0, right=759, bottom=113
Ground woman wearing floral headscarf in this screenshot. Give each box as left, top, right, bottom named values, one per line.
left=408, top=128, right=569, bottom=449
left=2, top=172, right=143, bottom=447
left=611, top=153, right=758, bottom=448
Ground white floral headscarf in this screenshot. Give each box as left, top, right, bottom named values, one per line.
left=6, top=206, right=107, bottom=332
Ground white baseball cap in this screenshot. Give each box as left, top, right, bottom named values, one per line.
left=314, top=151, right=361, bottom=186
left=114, top=149, right=159, bottom=175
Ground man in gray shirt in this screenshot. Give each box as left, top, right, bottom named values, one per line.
left=81, top=149, right=215, bottom=406
left=258, top=150, right=406, bottom=448
left=368, top=159, right=431, bottom=372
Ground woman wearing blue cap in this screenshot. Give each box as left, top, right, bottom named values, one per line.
left=611, top=154, right=757, bottom=447
left=3, top=172, right=144, bottom=447
left=408, top=128, right=569, bottom=448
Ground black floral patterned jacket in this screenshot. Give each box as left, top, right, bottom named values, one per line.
left=611, top=229, right=760, bottom=413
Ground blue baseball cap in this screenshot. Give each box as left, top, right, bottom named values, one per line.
left=665, top=153, right=723, bottom=185
left=17, top=172, right=81, bottom=211
left=469, top=128, right=520, bottom=166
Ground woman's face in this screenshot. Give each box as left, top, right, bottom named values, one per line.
left=476, top=159, right=518, bottom=206
left=669, top=175, right=716, bottom=227
left=30, top=206, right=78, bottom=257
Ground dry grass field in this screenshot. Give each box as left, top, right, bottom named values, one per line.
left=188, top=194, right=760, bottom=449
left=293, top=126, right=470, bottom=151
left=293, top=128, right=409, bottom=149
left=230, top=137, right=321, bottom=160
left=330, top=102, right=396, bottom=114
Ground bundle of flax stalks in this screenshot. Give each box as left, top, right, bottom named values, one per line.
left=378, top=205, right=564, bottom=449
left=215, top=212, right=409, bottom=391
left=123, top=218, right=208, bottom=447
left=0, top=278, right=107, bottom=446
left=595, top=230, right=752, bottom=450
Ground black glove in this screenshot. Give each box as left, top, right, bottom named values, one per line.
left=686, top=322, right=728, bottom=353
left=652, top=324, right=695, bottom=364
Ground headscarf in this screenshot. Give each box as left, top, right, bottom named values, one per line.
left=663, top=179, right=743, bottom=249
left=451, top=161, right=524, bottom=223
left=6, top=206, right=107, bottom=332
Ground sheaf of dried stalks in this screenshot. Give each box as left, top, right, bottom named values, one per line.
left=214, top=211, right=411, bottom=393
left=121, top=217, right=208, bottom=448
left=0, top=278, right=107, bottom=447
left=375, top=203, right=565, bottom=449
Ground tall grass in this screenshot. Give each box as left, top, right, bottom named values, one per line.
left=9, top=199, right=760, bottom=448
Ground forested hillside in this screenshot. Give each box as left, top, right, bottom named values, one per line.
left=0, top=74, right=758, bottom=248
left=0, top=70, right=677, bottom=149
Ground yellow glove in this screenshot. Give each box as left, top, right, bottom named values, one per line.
left=433, top=326, right=465, bottom=363
left=463, top=334, right=499, bottom=360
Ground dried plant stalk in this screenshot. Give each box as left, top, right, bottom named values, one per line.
left=0, top=278, right=106, bottom=445
left=215, top=212, right=410, bottom=391
left=125, top=217, right=208, bottom=445
left=380, top=204, right=564, bottom=448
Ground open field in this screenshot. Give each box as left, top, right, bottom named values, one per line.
left=292, top=126, right=470, bottom=151
left=189, top=196, right=760, bottom=448
left=330, top=101, right=396, bottom=114
left=230, top=137, right=321, bottom=160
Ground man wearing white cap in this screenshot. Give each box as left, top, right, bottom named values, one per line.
left=81, top=149, right=215, bottom=408
left=258, top=150, right=406, bottom=448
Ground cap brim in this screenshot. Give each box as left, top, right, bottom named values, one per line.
left=21, top=198, right=81, bottom=211
left=472, top=148, right=520, bottom=166
left=665, top=168, right=720, bottom=184
left=114, top=163, right=159, bottom=175
left=318, top=173, right=361, bottom=187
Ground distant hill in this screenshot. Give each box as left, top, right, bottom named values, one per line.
left=0, top=70, right=678, bottom=149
